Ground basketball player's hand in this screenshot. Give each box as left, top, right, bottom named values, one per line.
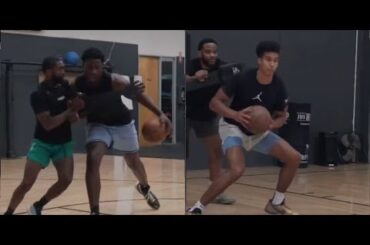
left=269, top=122, right=274, bottom=130
left=270, top=111, right=287, bottom=130
left=234, top=108, right=252, bottom=129
left=68, top=111, right=80, bottom=123
left=195, top=70, right=208, bottom=82
left=159, top=113, right=172, bottom=135
left=133, top=80, right=145, bottom=93
left=67, top=95, right=85, bottom=112
left=269, top=118, right=284, bottom=130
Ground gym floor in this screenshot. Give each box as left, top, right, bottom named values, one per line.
left=186, top=163, right=370, bottom=215
left=1, top=154, right=184, bottom=215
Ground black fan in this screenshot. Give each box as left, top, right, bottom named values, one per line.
left=339, top=132, right=362, bottom=163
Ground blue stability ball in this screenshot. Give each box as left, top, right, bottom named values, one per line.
left=64, top=51, right=80, bottom=66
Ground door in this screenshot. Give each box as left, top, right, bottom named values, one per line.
left=139, top=56, right=160, bottom=147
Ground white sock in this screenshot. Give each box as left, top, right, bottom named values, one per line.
left=272, top=191, right=285, bottom=205
left=189, top=201, right=205, bottom=211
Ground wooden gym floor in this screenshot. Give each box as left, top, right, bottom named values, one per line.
left=0, top=154, right=184, bottom=215
left=186, top=163, right=370, bottom=215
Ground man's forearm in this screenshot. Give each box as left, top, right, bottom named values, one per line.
left=270, top=115, right=287, bottom=129
left=136, top=93, right=162, bottom=116
left=210, top=97, right=237, bottom=120
left=185, top=75, right=196, bottom=84
left=41, top=109, right=71, bottom=131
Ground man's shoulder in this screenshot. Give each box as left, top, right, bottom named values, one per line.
left=273, top=73, right=285, bottom=86
left=217, top=59, right=228, bottom=66
left=188, top=58, right=201, bottom=67
left=30, top=89, right=41, bottom=98
left=29, top=87, right=48, bottom=106
left=237, top=67, right=257, bottom=81
left=30, top=84, right=45, bottom=97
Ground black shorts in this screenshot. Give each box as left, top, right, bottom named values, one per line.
left=186, top=117, right=219, bottom=159
left=187, top=118, right=219, bottom=138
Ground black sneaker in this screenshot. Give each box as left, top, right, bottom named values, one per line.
left=136, top=183, right=160, bottom=210
left=186, top=208, right=202, bottom=215
left=28, top=204, right=42, bottom=215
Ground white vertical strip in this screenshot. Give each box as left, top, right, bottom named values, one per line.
left=352, top=30, right=359, bottom=132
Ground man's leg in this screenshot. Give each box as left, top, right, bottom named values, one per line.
left=193, top=119, right=235, bottom=205
left=124, top=152, right=160, bottom=210
left=29, top=155, right=74, bottom=215
left=111, top=121, right=160, bottom=210
left=252, top=132, right=301, bottom=215
left=201, top=135, right=223, bottom=182
left=200, top=146, right=245, bottom=205
left=188, top=136, right=246, bottom=214
left=4, top=160, right=42, bottom=215
left=86, top=142, right=107, bottom=214
left=85, top=124, right=111, bottom=215
left=270, top=139, right=301, bottom=194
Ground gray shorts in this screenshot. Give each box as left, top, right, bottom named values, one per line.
left=219, top=118, right=281, bottom=155
left=86, top=120, right=139, bottom=153
left=187, top=118, right=219, bottom=138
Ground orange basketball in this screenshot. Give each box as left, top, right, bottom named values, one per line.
left=142, top=117, right=170, bottom=143
left=246, top=105, right=272, bottom=134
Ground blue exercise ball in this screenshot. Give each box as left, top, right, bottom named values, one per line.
left=64, top=51, right=80, bottom=66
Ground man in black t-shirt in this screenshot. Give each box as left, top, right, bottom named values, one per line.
left=4, top=57, right=80, bottom=215
left=73, top=48, right=172, bottom=215
left=187, top=41, right=301, bottom=215
left=186, top=38, right=235, bottom=205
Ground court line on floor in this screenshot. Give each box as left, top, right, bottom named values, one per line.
left=186, top=167, right=369, bottom=180
left=15, top=197, right=184, bottom=215
left=2, top=178, right=184, bottom=184
left=234, top=181, right=370, bottom=208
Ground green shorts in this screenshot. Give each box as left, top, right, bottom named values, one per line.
left=27, top=139, right=75, bottom=168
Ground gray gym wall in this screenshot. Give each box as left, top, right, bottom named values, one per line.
left=0, top=33, right=138, bottom=157
left=186, top=30, right=366, bottom=170
left=356, top=30, right=370, bottom=163
left=0, top=62, right=6, bottom=158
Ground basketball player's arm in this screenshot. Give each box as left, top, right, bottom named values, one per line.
left=68, top=81, right=86, bottom=120
left=270, top=83, right=289, bottom=129
left=77, top=111, right=88, bottom=119
left=111, top=73, right=133, bottom=91
left=210, top=88, right=251, bottom=128
left=112, top=73, right=160, bottom=116
left=136, top=93, right=172, bottom=131
left=270, top=106, right=288, bottom=130
left=36, top=109, right=75, bottom=131
left=185, top=75, right=196, bottom=83
left=111, top=74, right=172, bottom=129
left=185, top=61, right=207, bottom=83
left=186, top=70, right=208, bottom=83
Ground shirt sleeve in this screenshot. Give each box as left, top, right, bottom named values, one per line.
left=30, top=91, right=50, bottom=114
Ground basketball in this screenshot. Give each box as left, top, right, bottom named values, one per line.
left=246, top=105, right=272, bottom=134
left=142, top=117, right=170, bottom=143
left=63, top=51, right=80, bottom=66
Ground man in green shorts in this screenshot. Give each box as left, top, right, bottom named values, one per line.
left=4, top=56, right=81, bottom=215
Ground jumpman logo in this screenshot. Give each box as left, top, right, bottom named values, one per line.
left=252, top=92, right=263, bottom=102
left=232, top=66, right=240, bottom=74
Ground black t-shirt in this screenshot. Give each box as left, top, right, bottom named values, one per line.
left=186, top=58, right=227, bottom=121
left=222, top=68, right=288, bottom=135
left=30, top=80, right=75, bottom=144
left=74, top=71, right=132, bottom=126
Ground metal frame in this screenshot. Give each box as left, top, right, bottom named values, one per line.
left=159, top=57, right=177, bottom=144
